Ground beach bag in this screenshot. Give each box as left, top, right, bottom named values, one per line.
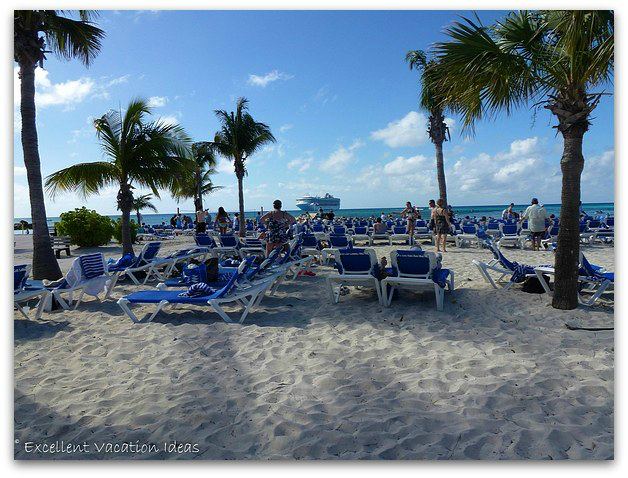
left=521, top=275, right=549, bottom=294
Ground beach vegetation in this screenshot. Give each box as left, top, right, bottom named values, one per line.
left=212, top=98, right=275, bottom=236
left=112, top=217, right=138, bottom=245
left=55, top=207, right=114, bottom=247
left=171, top=142, right=222, bottom=211
left=433, top=10, right=613, bottom=309
left=405, top=50, right=453, bottom=206
left=14, top=10, right=105, bottom=279
left=45, top=98, right=191, bottom=255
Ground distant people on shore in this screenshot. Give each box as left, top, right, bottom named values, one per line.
left=401, top=201, right=419, bottom=244
left=260, top=199, right=296, bottom=255
left=215, top=207, right=230, bottom=234
left=432, top=198, right=451, bottom=253
left=502, top=203, right=520, bottom=221
left=521, top=198, right=548, bottom=251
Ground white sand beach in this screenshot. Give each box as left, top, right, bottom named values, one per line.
left=14, top=235, right=614, bottom=460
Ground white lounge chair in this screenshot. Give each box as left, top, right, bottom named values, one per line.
left=381, top=250, right=454, bottom=311
left=14, top=265, right=49, bottom=320
left=327, top=247, right=382, bottom=305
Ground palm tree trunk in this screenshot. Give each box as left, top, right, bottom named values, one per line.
left=552, top=131, right=585, bottom=310
left=18, top=62, right=62, bottom=280
left=434, top=140, right=448, bottom=207
left=136, top=210, right=142, bottom=225
left=236, top=173, right=245, bottom=237
left=117, top=184, right=134, bottom=255
left=196, top=169, right=203, bottom=211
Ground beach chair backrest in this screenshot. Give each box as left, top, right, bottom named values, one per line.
left=333, top=226, right=346, bottom=235
left=549, top=225, right=560, bottom=236
left=220, top=235, right=239, bottom=247
left=335, top=248, right=377, bottom=275
left=579, top=255, right=601, bottom=278
left=142, top=242, right=162, bottom=262
left=354, top=226, right=367, bottom=235
left=392, top=250, right=434, bottom=279
left=587, top=220, right=601, bottom=229
left=521, top=220, right=528, bottom=229
left=213, top=256, right=255, bottom=299
left=393, top=226, right=407, bottom=234
left=301, top=234, right=318, bottom=248
left=416, top=220, right=427, bottom=228
left=606, top=217, right=614, bottom=228
left=500, top=224, right=518, bottom=236
left=329, top=235, right=350, bottom=248
left=78, top=253, right=106, bottom=279
left=462, top=224, right=477, bottom=234
left=14, top=264, right=30, bottom=293
left=195, top=234, right=216, bottom=247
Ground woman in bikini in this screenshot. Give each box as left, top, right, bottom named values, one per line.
left=401, top=201, right=419, bottom=245
left=431, top=198, right=451, bottom=252
left=260, top=199, right=296, bottom=255
left=216, top=207, right=230, bottom=234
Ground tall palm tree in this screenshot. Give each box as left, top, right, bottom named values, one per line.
left=171, top=142, right=222, bottom=211
left=131, top=194, right=158, bottom=225
left=213, top=98, right=275, bottom=236
left=433, top=10, right=613, bottom=310
left=45, top=99, right=191, bottom=255
left=14, top=10, right=105, bottom=280
left=406, top=50, right=452, bottom=205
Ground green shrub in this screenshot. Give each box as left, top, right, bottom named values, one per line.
left=112, top=218, right=138, bottom=244
left=56, top=207, right=114, bottom=247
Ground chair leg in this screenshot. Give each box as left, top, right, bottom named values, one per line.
left=434, top=284, right=444, bottom=311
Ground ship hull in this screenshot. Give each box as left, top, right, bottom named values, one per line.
left=296, top=201, right=340, bottom=212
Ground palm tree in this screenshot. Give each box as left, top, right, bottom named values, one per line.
left=406, top=50, right=452, bottom=205
left=213, top=98, right=275, bottom=236
left=171, top=142, right=222, bottom=211
left=45, top=99, right=191, bottom=255
left=14, top=10, right=105, bottom=280
left=131, top=194, right=158, bottom=225
left=433, top=10, right=613, bottom=310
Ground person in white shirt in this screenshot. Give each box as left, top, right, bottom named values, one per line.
left=521, top=198, right=548, bottom=251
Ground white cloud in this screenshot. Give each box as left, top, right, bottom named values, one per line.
left=370, top=111, right=428, bottom=148
left=147, top=96, right=168, bottom=108
left=217, top=158, right=234, bottom=174
left=14, top=166, right=27, bottom=176
left=247, top=70, right=294, bottom=87
left=287, top=154, right=314, bottom=173
left=159, top=113, right=181, bottom=126
left=279, top=124, right=293, bottom=133
left=383, top=155, right=429, bottom=176
left=320, top=140, right=364, bottom=173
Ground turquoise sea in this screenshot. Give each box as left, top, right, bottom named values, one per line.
left=14, top=202, right=614, bottom=233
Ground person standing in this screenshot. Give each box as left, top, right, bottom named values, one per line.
left=428, top=199, right=436, bottom=231
left=195, top=208, right=206, bottom=234
left=216, top=207, right=230, bottom=234
left=260, top=199, right=296, bottom=255
left=431, top=198, right=451, bottom=253
left=521, top=198, right=548, bottom=251
left=401, top=201, right=419, bottom=245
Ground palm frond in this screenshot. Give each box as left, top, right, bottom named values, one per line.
left=42, top=11, right=104, bottom=66
left=45, top=161, right=118, bottom=198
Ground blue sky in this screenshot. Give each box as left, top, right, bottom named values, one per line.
left=13, top=10, right=615, bottom=218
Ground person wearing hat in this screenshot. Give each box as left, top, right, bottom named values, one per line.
left=521, top=198, right=548, bottom=251
left=260, top=199, right=296, bottom=255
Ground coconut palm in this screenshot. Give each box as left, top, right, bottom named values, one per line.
left=14, top=10, right=105, bottom=279
left=131, top=194, right=158, bottom=225
left=433, top=10, right=613, bottom=309
left=171, top=142, right=222, bottom=211
left=46, top=99, right=191, bottom=255
left=406, top=50, right=452, bottom=205
left=213, top=98, right=275, bottom=236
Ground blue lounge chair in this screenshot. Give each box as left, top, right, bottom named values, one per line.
left=321, top=234, right=353, bottom=262
left=381, top=250, right=454, bottom=311
left=327, top=247, right=382, bottom=304
left=108, top=242, right=164, bottom=285
left=390, top=226, right=410, bottom=245
left=455, top=224, right=480, bottom=248
left=14, top=265, right=49, bottom=319
left=117, top=257, right=268, bottom=324
left=578, top=255, right=614, bottom=306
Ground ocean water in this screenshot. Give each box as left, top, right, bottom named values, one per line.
left=14, top=202, right=614, bottom=233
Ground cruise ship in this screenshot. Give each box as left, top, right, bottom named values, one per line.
left=296, top=193, right=341, bottom=212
